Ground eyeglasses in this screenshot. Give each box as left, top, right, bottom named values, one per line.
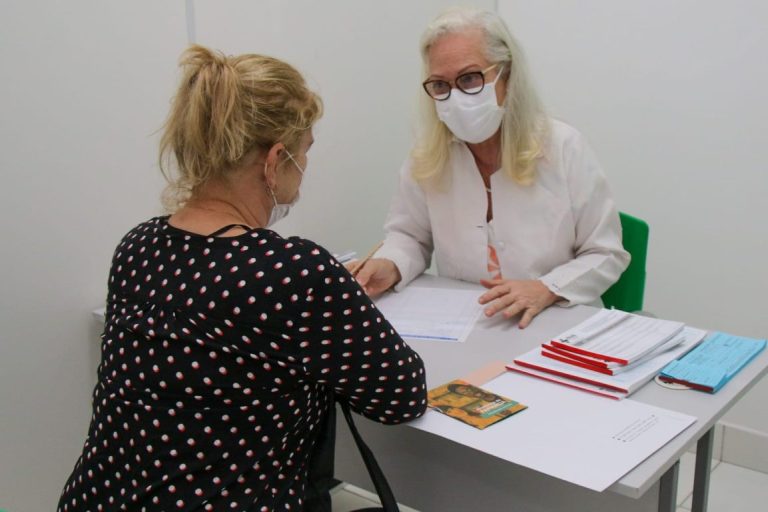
left=422, top=63, right=503, bottom=101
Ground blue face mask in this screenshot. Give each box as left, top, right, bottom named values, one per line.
left=266, top=150, right=305, bottom=227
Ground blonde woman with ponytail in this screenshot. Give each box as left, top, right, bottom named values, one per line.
left=58, top=45, right=426, bottom=512
left=355, top=7, right=630, bottom=328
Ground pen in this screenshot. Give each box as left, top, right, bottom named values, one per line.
left=335, top=251, right=357, bottom=264
left=350, top=241, right=384, bottom=277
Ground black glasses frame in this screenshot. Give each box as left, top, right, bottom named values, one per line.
left=422, top=63, right=502, bottom=101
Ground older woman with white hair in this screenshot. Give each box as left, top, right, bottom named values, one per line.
left=354, top=7, right=630, bottom=328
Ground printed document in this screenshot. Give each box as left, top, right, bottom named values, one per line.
left=411, top=371, right=696, bottom=492
left=553, top=309, right=685, bottom=364
left=375, top=286, right=483, bottom=343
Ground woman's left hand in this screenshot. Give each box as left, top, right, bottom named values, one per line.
left=478, top=279, right=560, bottom=329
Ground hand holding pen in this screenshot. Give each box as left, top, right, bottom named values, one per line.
left=348, top=241, right=383, bottom=276
left=346, top=242, right=401, bottom=297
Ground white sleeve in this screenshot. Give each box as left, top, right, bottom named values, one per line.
left=538, top=132, right=631, bottom=305
left=375, top=160, right=434, bottom=290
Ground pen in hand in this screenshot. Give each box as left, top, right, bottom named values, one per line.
left=349, top=241, right=384, bottom=278
left=335, top=251, right=357, bottom=264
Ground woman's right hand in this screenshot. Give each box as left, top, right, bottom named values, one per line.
left=347, top=258, right=401, bottom=297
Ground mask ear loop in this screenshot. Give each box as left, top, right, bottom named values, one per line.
left=264, top=160, right=279, bottom=209
left=264, top=147, right=303, bottom=210
left=490, top=62, right=509, bottom=112
left=285, top=150, right=306, bottom=175
left=488, top=63, right=507, bottom=87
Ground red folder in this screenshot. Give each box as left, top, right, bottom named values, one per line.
left=507, top=365, right=623, bottom=400
left=549, top=340, right=630, bottom=365
left=542, top=343, right=612, bottom=369
left=540, top=347, right=614, bottom=375
left=510, top=358, right=629, bottom=394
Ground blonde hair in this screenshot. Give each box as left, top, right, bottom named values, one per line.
left=159, top=45, right=323, bottom=210
left=411, top=7, right=547, bottom=185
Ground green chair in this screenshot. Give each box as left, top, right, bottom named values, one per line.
left=601, top=212, right=649, bottom=312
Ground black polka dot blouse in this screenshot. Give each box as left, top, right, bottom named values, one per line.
left=58, top=217, right=427, bottom=511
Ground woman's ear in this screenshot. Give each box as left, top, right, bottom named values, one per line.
left=262, top=142, right=286, bottom=189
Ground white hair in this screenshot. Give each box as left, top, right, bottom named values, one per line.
left=411, top=6, right=547, bottom=185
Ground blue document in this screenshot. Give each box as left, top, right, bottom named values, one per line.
left=659, top=332, right=766, bottom=393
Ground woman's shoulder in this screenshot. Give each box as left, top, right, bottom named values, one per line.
left=278, top=234, right=336, bottom=262
left=129, top=216, right=169, bottom=235
left=538, top=118, right=596, bottom=171
left=530, top=119, right=604, bottom=191
left=545, top=118, right=587, bottom=149
left=114, top=216, right=169, bottom=248
left=114, top=217, right=334, bottom=262
left=265, top=233, right=347, bottom=277
left=252, top=234, right=354, bottom=301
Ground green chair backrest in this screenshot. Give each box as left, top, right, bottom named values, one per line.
left=601, top=212, right=649, bottom=312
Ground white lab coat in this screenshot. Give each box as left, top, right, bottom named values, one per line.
left=376, top=119, right=630, bottom=306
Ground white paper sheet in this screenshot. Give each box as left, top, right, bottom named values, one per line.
left=374, top=286, right=483, bottom=343
left=411, top=372, right=696, bottom=492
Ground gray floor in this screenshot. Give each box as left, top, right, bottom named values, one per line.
left=331, top=453, right=768, bottom=511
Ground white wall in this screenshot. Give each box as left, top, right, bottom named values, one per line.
left=0, top=1, right=493, bottom=510
left=190, top=0, right=489, bottom=255
left=498, top=1, right=767, bottom=431
left=0, top=3, right=187, bottom=510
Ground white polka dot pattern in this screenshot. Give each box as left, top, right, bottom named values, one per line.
left=58, top=217, right=427, bottom=511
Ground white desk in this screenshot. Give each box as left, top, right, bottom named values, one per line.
left=333, top=275, right=768, bottom=512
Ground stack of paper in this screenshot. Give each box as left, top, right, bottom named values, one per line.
left=659, top=332, right=767, bottom=393
left=544, top=310, right=685, bottom=369
left=374, top=286, right=483, bottom=343
left=508, top=309, right=708, bottom=398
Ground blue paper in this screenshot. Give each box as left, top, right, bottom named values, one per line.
left=659, top=332, right=766, bottom=393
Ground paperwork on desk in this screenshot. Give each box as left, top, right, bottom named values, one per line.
left=374, top=286, right=483, bottom=343
left=546, top=309, right=685, bottom=366
left=410, top=371, right=696, bottom=492
left=511, top=326, right=707, bottom=396
left=508, top=308, right=707, bottom=398
left=659, top=332, right=767, bottom=393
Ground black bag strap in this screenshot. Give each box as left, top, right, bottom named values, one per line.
left=339, top=401, right=401, bottom=512
left=304, top=398, right=337, bottom=512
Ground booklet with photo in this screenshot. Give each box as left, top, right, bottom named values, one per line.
left=427, top=379, right=527, bottom=429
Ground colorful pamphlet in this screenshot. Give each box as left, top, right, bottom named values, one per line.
left=427, top=379, right=527, bottom=429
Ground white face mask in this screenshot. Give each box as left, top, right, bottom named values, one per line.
left=266, top=151, right=305, bottom=227
left=435, top=67, right=505, bottom=144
